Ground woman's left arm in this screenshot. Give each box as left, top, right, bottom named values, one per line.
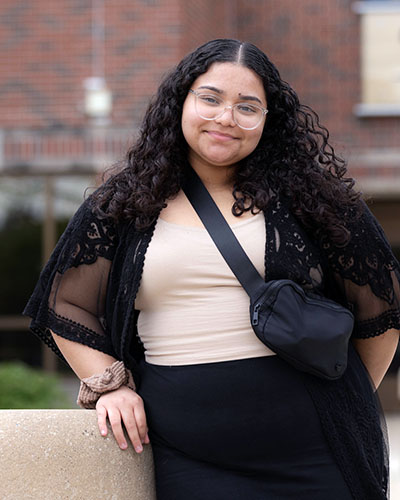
left=320, top=201, right=400, bottom=388
left=352, top=329, right=399, bottom=388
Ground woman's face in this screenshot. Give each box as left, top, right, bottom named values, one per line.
left=181, top=62, right=267, bottom=174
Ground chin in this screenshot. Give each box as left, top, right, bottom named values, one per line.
left=201, top=154, right=240, bottom=166
left=207, top=160, right=238, bottom=169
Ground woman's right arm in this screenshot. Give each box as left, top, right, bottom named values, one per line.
left=51, top=332, right=149, bottom=453
left=23, top=199, right=149, bottom=452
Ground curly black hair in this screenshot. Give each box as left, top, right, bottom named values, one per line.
left=93, top=38, right=360, bottom=244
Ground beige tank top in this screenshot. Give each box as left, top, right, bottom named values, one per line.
left=135, top=212, right=275, bottom=365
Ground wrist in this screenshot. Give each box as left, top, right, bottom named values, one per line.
left=77, top=360, right=136, bottom=409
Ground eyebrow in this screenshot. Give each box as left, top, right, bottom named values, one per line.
left=197, top=85, right=264, bottom=105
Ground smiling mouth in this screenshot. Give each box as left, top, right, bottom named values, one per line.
left=206, top=130, right=238, bottom=140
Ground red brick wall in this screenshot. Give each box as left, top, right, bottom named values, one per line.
left=1, top=0, right=399, bottom=158
left=236, top=0, right=400, bottom=151
left=179, top=0, right=236, bottom=56
left=104, top=0, right=186, bottom=125
left=0, top=0, right=237, bottom=131
left=1, top=0, right=92, bottom=128
left=0, top=0, right=184, bottom=129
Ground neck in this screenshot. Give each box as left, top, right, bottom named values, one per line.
left=189, top=160, right=237, bottom=193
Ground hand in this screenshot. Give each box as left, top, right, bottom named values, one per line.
left=96, top=385, right=150, bottom=453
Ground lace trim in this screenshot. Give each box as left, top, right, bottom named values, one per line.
left=121, top=225, right=157, bottom=356
left=53, top=206, right=117, bottom=273
left=29, top=325, right=66, bottom=361
left=268, top=200, right=399, bottom=315
left=353, top=309, right=400, bottom=339
left=46, top=309, right=115, bottom=353
left=319, top=208, right=399, bottom=305
left=69, top=218, right=117, bottom=267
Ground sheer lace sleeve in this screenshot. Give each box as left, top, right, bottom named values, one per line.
left=321, top=202, right=400, bottom=338
left=23, top=197, right=118, bottom=361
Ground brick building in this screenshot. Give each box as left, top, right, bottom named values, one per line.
left=1, top=0, right=399, bottom=227
left=0, top=0, right=399, bottom=375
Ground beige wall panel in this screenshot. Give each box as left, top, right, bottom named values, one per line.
left=361, top=13, right=400, bottom=103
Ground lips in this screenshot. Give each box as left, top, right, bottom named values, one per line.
left=206, top=130, right=238, bottom=141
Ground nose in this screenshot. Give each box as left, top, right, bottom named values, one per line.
left=214, top=105, right=236, bottom=127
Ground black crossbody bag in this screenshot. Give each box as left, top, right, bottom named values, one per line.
left=183, top=167, right=354, bottom=380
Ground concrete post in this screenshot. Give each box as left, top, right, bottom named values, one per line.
left=0, top=410, right=156, bottom=500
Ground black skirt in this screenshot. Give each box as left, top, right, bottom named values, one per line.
left=138, top=355, right=353, bottom=500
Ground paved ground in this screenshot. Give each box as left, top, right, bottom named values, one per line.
left=387, top=413, right=400, bottom=499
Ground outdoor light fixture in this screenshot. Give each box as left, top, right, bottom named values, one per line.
left=83, top=76, right=112, bottom=121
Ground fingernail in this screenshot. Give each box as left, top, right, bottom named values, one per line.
left=135, top=445, right=143, bottom=453
left=120, top=442, right=128, bottom=450
left=101, top=429, right=107, bottom=436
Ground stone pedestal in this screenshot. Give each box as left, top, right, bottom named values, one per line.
left=0, top=410, right=156, bottom=500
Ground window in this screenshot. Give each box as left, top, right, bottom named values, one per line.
left=353, top=1, right=400, bottom=116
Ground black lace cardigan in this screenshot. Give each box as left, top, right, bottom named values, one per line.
left=24, top=195, right=400, bottom=500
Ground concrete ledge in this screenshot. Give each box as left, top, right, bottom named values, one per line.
left=0, top=410, right=156, bottom=500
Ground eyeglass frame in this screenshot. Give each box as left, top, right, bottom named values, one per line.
left=188, top=89, right=268, bottom=130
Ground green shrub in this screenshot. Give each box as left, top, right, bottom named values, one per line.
left=0, top=361, right=72, bottom=409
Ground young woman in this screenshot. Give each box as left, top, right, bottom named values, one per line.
left=25, top=39, right=400, bottom=499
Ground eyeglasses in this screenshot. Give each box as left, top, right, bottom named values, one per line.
left=189, top=89, right=268, bottom=130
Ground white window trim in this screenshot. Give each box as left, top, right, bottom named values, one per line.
left=354, top=103, right=400, bottom=117
left=352, top=1, right=400, bottom=15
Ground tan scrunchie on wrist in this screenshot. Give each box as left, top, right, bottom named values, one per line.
left=77, top=360, right=136, bottom=409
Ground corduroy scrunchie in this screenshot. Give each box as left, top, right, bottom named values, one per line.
left=77, top=361, right=136, bottom=409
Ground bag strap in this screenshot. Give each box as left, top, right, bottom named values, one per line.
left=182, top=166, right=266, bottom=299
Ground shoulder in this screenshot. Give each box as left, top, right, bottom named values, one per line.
left=51, top=194, right=126, bottom=270
left=321, top=200, right=395, bottom=259
left=319, top=200, right=399, bottom=297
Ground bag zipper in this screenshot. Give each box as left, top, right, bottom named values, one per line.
left=251, top=280, right=353, bottom=327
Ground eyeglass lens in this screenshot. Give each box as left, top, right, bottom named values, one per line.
left=194, top=93, right=264, bottom=130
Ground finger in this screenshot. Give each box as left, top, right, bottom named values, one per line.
left=120, top=408, right=144, bottom=453
left=107, top=408, right=128, bottom=450
left=96, top=404, right=108, bottom=437
left=132, top=403, right=148, bottom=443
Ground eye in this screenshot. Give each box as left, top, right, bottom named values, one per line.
left=198, top=94, right=222, bottom=106
left=236, top=103, right=258, bottom=114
